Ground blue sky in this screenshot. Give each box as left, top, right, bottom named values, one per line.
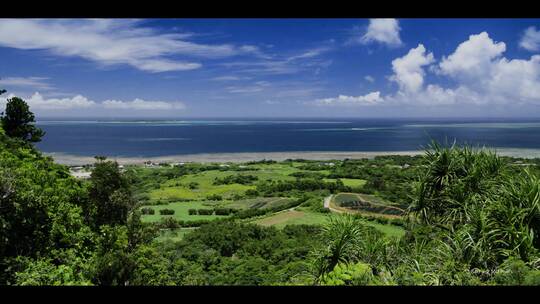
left=1, top=18, right=540, bottom=118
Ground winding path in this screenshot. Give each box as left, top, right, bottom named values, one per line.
left=323, top=195, right=344, bottom=214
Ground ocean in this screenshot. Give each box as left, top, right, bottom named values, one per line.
left=35, top=118, right=540, bottom=158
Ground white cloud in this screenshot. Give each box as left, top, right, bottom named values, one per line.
left=520, top=26, right=540, bottom=52
left=485, top=55, right=540, bottom=103
left=390, top=44, right=434, bottom=93
left=1, top=92, right=187, bottom=113
left=364, top=75, right=375, bottom=83
left=221, top=45, right=333, bottom=76
left=226, top=81, right=271, bottom=94
left=211, top=76, right=251, bottom=81
left=221, top=60, right=301, bottom=75
left=287, top=46, right=332, bottom=61
left=0, top=19, right=259, bottom=73
left=0, top=77, right=53, bottom=90
left=102, top=98, right=185, bottom=110
left=386, top=32, right=540, bottom=107
left=1, top=92, right=95, bottom=110
left=314, top=92, right=383, bottom=106
left=438, top=32, right=505, bottom=80
left=133, top=59, right=201, bottom=73
left=361, top=19, right=402, bottom=47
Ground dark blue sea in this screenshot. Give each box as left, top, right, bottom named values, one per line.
left=35, top=118, right=540, bottom=158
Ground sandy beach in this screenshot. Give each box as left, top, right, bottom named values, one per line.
left=45, top=148, right=540, bottom=166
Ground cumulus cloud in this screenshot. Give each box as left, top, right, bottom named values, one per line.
left=314, top=91, right=383, bottom=106
left=0, top=92, right=96, bottom=110
left=390, top=44, right=434, bottom=93
left=361, top=19, right=403, bottom=47
left=387, top=32, right=540, bottom=106
left=102, top=99, right=185, bottom=110
left=438, top=32, right=505, bottom=80
left=520, top=26, right=540, bottom=52
left=0, top=19, right=259, bottom=73
left=321, top=31, right=540, bottom=109
left=364, top=75, right=375, bottom=83
left=1, top=92, right=186, bottom=113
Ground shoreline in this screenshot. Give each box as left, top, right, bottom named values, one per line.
left=45, top=148, right=540, bottom=165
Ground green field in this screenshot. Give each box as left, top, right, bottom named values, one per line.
left=333, top=192, right=392, bottom=206
left=331, top=192, right=404, bottom=217
left=323, top=178, right=366, bottom=187
left=155, top=227, right=197, bottom=242
left=252, top=208, right=405, bottom=238
left=253, top=208, right=329, bottom=228
left=148, top=163, right=304, bottom=201
left=140, top=200, right=228, bottom=223
left=225, top=197, right=292, bottom=210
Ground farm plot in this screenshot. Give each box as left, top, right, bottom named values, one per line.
left=139, top=200, right=229, bottom=223
left=332, top=193, right=405, bottom=217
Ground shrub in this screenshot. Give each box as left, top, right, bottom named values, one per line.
left=231, top=193, right=244, bottom=200
left=492, top=257, right=531, bottom=285
left=213, top=174, right=258, bottom=185
left=188, top=209, right=197, bottom=215
left=524, top=270, right=540, bottom=286
left=320, top=262, right=374, bottom=286
left=159, top=209, right=175, bottom=215
left=140, top=207, right=155, bottom=215
left=214, top=208, right=233, bottom=216
left=245, top=189, right=259, bottom=197
left=206, top=194, right=223, bottom=201
left=197, top=209, right=214, bottom=215
left=158, top=217, right=181, bottom=229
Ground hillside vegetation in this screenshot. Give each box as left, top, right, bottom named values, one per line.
left=1, top=97, right=540, bottom=285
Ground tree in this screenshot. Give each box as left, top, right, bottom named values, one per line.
left=1, top=97, right=44, bottom=142
left=87, top=157, right=134, bottom=227
left=311, top=215, right=365, bottom=283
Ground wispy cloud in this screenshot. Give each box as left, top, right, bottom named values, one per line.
left=221, top=60, right=301, bottom=75
left=221, top=44, right=334, bottom=75
left=0, top=77, right=54, bottom=90
left=286, top=46, right=333, bottom=61
left=364, top=75, right=375, bottom=83
left=0, top=19, right=261, bottom=73
left=226, top=81, right=271, bottom=94
left=210, top=75, right=252, bottom=81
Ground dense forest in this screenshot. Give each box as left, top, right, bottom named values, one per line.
left=1, top=94, right=540, bottom=285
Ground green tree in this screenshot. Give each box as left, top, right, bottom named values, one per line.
left=1, top=97, right=44, bottom=142
left=311, top=215, right=364, bottom=283
left=87, top=157, right=135, bottom=227
left=0, top=131, right=94, bottom=284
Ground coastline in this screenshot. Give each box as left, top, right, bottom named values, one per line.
left=45, top=148, right=540, bottom=165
